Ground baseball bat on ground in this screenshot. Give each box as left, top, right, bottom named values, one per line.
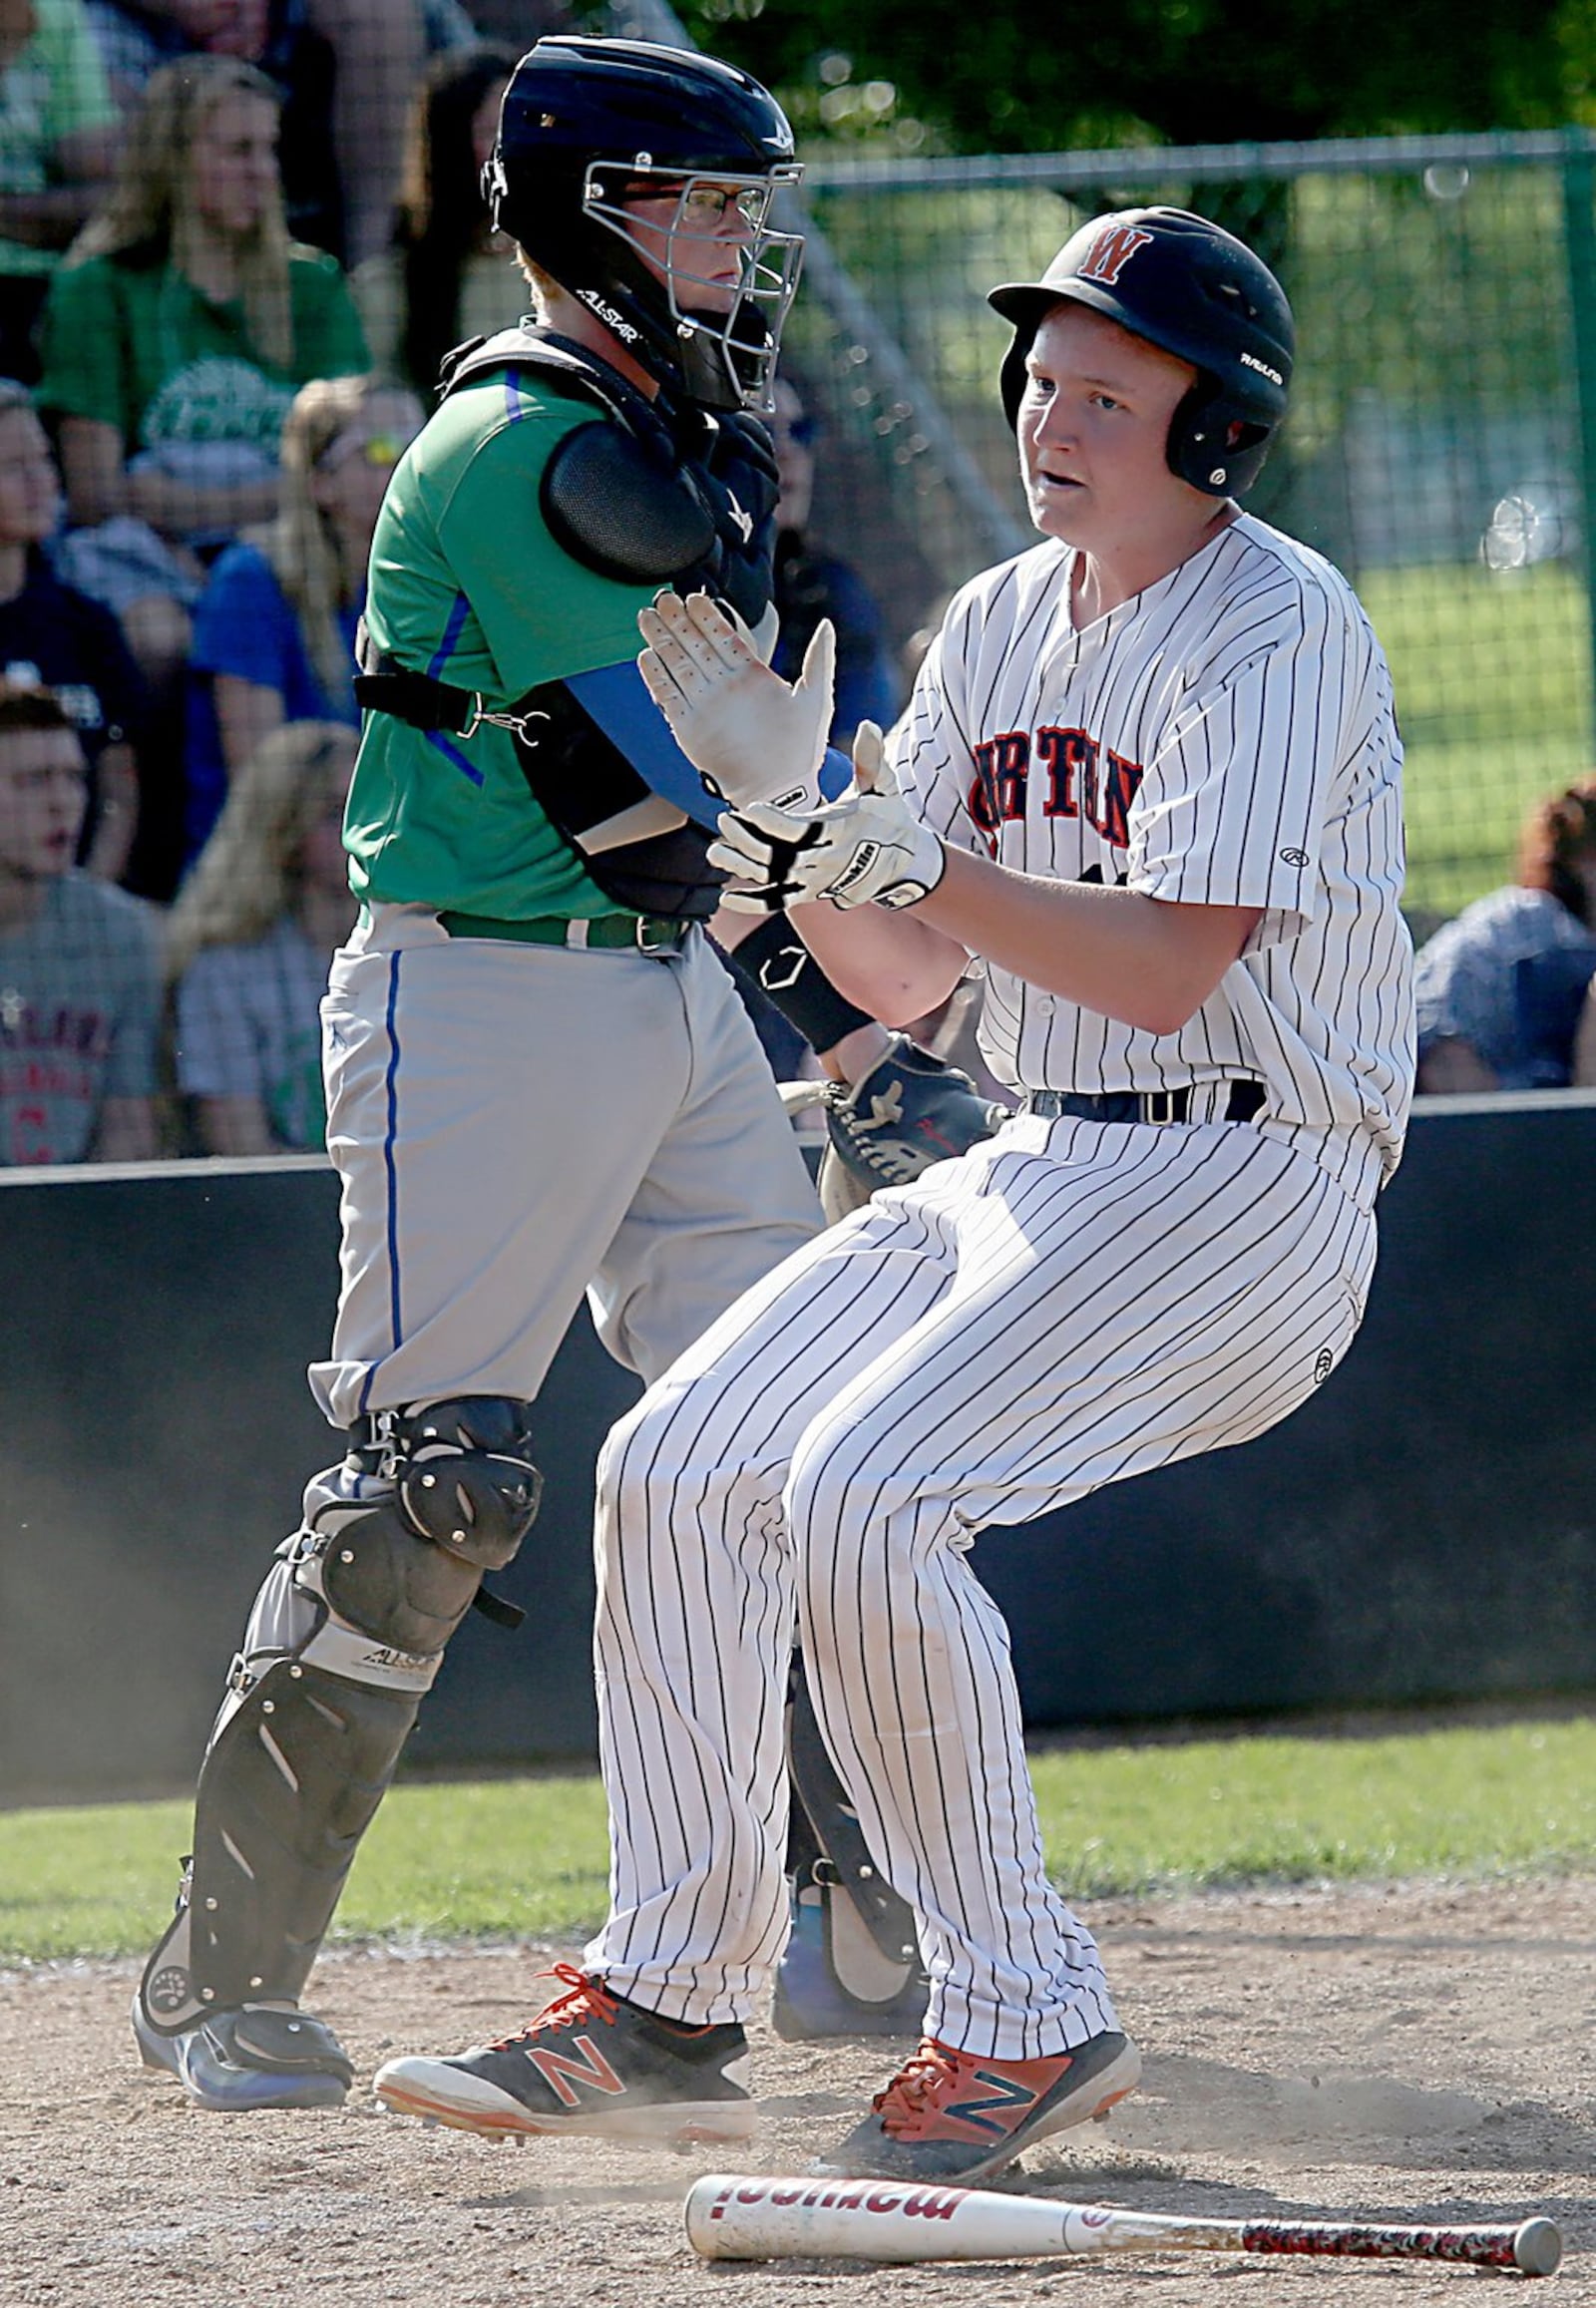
left=683, top=2174, right=1562, bottom=2275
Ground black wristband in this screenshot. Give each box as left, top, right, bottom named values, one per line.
left=725, top=913, right=873, bottom=1057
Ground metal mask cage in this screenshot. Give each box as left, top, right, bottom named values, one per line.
left=583, top=158, right=805, bottom=407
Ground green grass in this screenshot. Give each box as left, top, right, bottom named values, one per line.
left=1030, top=1719, right=1596, bottom=1896
left=6, top=1716, right=1596, bottom=1965
left=1357, top=562, right=1594, bottom=919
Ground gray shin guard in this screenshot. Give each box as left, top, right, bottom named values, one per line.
left=140, top=1399, right=542, bottom=2039
left=141, top=1656, right=422, bottom=2032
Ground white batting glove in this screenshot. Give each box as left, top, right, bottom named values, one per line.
left=708, top=719, right=947, bottom=914
left=743, top=599, right=781, bottom=665
left=636, top=589, right=834, bottom=814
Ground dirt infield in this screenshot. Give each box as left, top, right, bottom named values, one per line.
left=3, top=1876, right=1592, bottom=2306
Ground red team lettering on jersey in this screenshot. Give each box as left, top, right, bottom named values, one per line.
left=969, top=729, right=1145, bottom=847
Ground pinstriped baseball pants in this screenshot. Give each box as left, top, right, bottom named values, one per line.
left=587, top=1112, right=1377, bottom=2061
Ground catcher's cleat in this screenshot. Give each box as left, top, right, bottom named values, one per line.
left=372, top=1964, right=756, bottom=2145
left=133, top=1994, right=353, bottom=2113
left=811, top=2028, right=1141, bottom=2183
left=770, top=1887, right=928, bottom=2041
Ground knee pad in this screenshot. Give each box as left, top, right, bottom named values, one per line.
left=312, top=1396, right=543, bottom=1658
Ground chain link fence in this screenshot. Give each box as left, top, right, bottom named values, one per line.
left=784, top=131, right=1596, bottom=924
left=8, top=6, right=1596, bottom=1162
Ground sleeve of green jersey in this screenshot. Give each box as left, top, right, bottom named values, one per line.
left=433, top=407, right=656, bottom=700
left=44, top=0, right=120, bottom=143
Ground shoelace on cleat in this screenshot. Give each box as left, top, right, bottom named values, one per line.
left=483, top=1964, right=619, bottom=2053
left=871, top=2040, right=968, bottom=2133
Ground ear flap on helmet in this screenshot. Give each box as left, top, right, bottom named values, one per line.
left=1166, top=376, right=1276, bottom=499
left=998, top=329, right=1033, bottom=433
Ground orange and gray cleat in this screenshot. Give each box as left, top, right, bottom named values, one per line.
left=812, top=2028, right=1141, bottom=2183
left=373, top=1964, right=756, bottom=2145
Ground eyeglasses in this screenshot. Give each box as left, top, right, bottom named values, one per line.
left=620, top=179, right=768, bottom=228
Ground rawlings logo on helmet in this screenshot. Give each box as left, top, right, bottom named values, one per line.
left=1240, top=350, right=1286, bottom=386
left=1078, top=223, right=1154, bottom=285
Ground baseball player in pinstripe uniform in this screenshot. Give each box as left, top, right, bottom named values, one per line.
left=375, top=207, right=1415, bottom=2181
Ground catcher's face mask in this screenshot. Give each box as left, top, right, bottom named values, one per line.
left=588, top=162, right=804, bottom=408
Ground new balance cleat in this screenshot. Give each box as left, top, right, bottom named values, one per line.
left=372, top=1964, right=756, bottom=2145
left=813, top=2027, right=1141, bottom=2182
left=133, top=1994, right=353, bottom=2112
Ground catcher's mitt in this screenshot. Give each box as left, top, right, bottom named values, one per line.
left=822, top=1034, right=1010, bottom=1211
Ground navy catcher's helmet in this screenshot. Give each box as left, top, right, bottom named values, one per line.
left=989, top=206, right=1294, bottom=497
left=486, top=36, right=803, bottom=412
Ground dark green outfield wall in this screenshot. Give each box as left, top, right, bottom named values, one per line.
left=4, top=1094, right=1594, bottom=1802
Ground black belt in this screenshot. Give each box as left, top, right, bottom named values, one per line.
left=1025, top=1081, right=1266, bottom=1126
left=437, top=910, right=690, bottom=953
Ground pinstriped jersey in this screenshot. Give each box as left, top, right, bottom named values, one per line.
left=894, top=512, right=1415, bottom=1211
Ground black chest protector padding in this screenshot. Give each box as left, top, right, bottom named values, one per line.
left=505, top=679, right=722, bottom=921
left=542, top=419, right=717, bottom=582
left=441, top=325, right=775, bottom=609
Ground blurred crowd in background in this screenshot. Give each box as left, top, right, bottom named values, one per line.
left=1, top=0, right=1592, bottom=1170
left=0, top=1, right=905, bottom=1165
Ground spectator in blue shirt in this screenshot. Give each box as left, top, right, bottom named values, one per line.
left=183, top=366, right=420, bottom=862
left=1414, top=775, right=1596, bottom=1092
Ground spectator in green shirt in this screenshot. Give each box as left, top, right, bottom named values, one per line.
left=0, top=0, right=120, bottom=382
left=36, top=49, right=367, bottom=687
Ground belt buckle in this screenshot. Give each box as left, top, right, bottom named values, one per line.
left=635, top=917, right=677, bottom=952
left=1141, top=1089, right=1178, bottom=1126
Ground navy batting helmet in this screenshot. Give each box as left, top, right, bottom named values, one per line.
left=989, top=206, right=1294, bottom=497
left=485, top=36, right=803, bottom=412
